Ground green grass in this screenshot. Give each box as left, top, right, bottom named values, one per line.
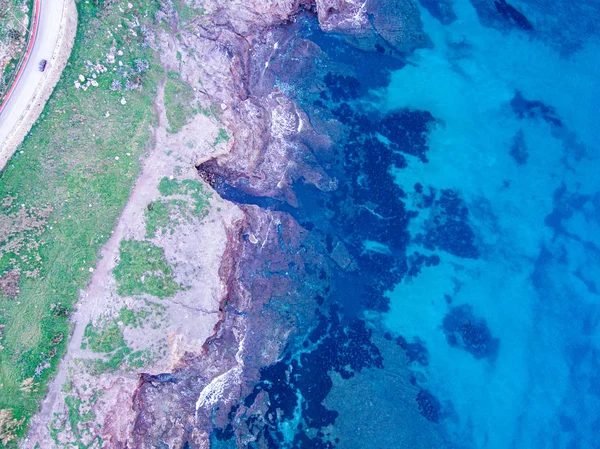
left=118, top=306, right=150, bottom=328
left=113, top=240, right=179, bottom=298
left=164, top=71, right=195, bottom=133
left=176, top=1, right=206, bottom=22
left=0, top=0, right=29, bottom=38
left=145, top=199, right=171, bottom=238
left=157, top=177, right=211, bottom=216
left=198, top=102, right=222, bottom=122
left=81, top=308, right=157, bottom=377
left=62, top=389, right=100, bottom=447
left=83, top=322, right=125, bottom=354
left=0, top=0, right=164, bottom=444
left=144, top=178, right=211, bottom=238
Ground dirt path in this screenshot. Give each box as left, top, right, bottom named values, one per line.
left=0, top=0, right=77, bottom=171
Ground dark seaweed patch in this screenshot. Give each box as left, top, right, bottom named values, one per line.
left=417, top=189, right=480, bottom=259
left=323, top=72, right=361, bottom=102
left=443, top=304, right=499, bottom=360
left=408, top=251, right=441, bottom=277
left=396, top=335, right=429, bottom=366
left=510, top=129, right=529, bottom=165
left=494, top=0, right=534, bottom=31
left=544, top=183, right=590, bottom=237
left=511, top=91, right=562, bottom=127
left=226, top=307, right=383, bottom=447
left=378, top=110, right=436, bottom=162
left=416, top=389, right=442, bottom=423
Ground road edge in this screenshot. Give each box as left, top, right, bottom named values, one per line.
left=0, top=0, right=78, bottom=171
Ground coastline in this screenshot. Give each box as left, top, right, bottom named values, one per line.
left=22, top=0, right=434, bottom=446
left=4, top=0, right=598, bottom=447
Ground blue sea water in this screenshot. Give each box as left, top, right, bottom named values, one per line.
left=380, top=2, right=600, bottom=448
left=208, top=1, right=600, bottom=447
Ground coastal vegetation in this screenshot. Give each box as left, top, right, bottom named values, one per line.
left=113, top=239, right=180, bottom=298
left=0, top=0, right=163, bottom=444
left=164, top=70, right=196, bottom=133
left=145, top=177, right=211, bottom=238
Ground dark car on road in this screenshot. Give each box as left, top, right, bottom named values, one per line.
left=39, top=59, right=47, bottom=72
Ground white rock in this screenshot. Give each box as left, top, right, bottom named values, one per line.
left=120, top=97, right=126, bottom=105
left=89, top=267, right=94, bottom=273
left=115, top=156, right=120, bottom=160
left=78, top=74, right=85, bottom=82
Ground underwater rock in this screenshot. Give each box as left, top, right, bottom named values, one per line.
left=315, top=0, right=431, bottom=54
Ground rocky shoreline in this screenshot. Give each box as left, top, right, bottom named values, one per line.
left=124, top=1, right=432, bottom=447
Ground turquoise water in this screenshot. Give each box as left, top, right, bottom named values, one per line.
left=381, top=2, right=600, bottom=448
left=207, top=2, right=600, bottom=447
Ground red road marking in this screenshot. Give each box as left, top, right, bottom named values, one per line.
left=0, top=0, right=42, bottom=114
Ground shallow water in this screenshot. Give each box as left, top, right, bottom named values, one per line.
left=381, top=2, right=600, bottom=448
left=211, top=1, right=600, bottom=447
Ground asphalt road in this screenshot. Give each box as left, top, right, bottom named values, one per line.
left=0, top=0, right=65, bottom=147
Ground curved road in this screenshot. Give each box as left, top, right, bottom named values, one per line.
left=0, top=0, right=68, bottom=159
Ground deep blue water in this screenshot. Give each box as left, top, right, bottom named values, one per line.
left=210, top=1, right=600, bottom=448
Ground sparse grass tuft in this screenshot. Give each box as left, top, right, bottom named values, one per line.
left=145, top=199, right=171, bottom=238
left=113, top=240, right=179, bottom=298
left=83, top=322, right=125, bottom=354
left=213, top=127, right=230, bottom=146
left=164, top=71, right=195, bottom=133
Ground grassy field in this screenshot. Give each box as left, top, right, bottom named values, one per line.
left=0, top=0, right=165, bottom=444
